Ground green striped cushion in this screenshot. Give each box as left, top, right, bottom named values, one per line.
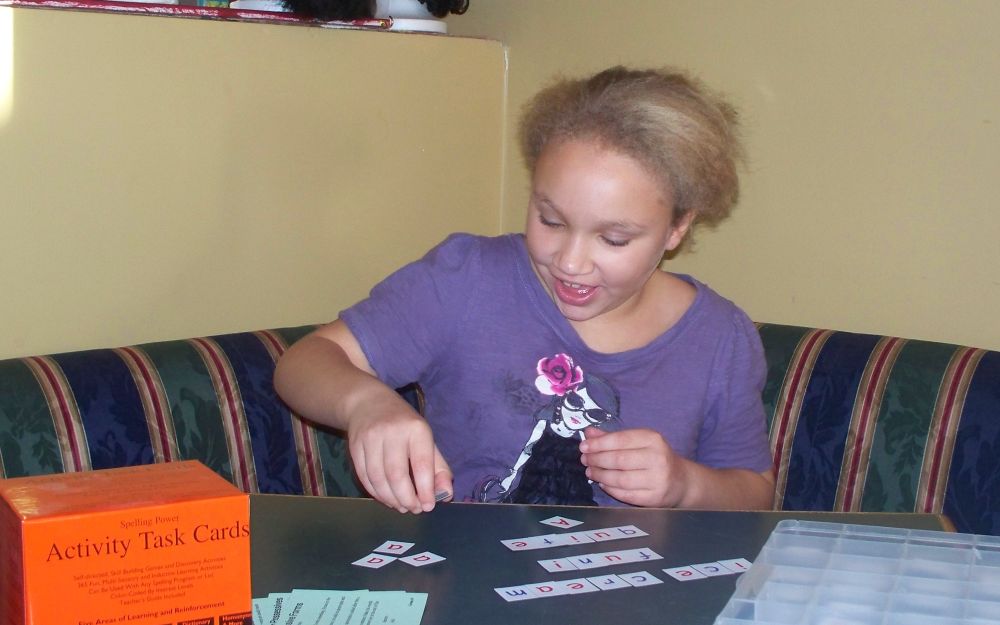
left=0, top=326, right=361, bottom=498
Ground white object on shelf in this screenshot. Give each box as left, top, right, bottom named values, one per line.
left=386, top=17, right=445, bottom=33
left=229, top=0, right=290, bottom=11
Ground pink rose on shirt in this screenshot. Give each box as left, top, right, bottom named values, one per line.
left=535, top=353, right=584, bottom=396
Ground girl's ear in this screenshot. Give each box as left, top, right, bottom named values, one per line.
left=665, top=211, right=696, bottom=252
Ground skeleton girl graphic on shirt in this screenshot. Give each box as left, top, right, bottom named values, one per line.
left=475, top=353, right=621, bottom=505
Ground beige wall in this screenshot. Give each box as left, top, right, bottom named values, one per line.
left=0, top=7, right=505, bottom=359
left=5, top=2, right=999, bottom=358
left=450, top=1, right=1000, bottom=351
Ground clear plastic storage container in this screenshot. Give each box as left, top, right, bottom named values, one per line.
left=714, top=520, right=1000, bottom=625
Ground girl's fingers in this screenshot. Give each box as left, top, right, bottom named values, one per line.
left=432, top=446, right=454, bottom=504
left=408, top=435, right=438, bottom=512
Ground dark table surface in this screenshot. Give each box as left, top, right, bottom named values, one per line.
left=250, top=495, right=950, bottom=625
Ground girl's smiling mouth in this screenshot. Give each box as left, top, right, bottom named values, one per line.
left=554, top=278, right=598, bottom=306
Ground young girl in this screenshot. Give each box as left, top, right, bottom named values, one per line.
left=274, top=66, right=775, bottom=514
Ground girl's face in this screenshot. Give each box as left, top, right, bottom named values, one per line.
left=525, top=139, right=691, bottom=326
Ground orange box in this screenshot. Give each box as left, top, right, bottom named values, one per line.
left=0, top=461, right=251, bottom=625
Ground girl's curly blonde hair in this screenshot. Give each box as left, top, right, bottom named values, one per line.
left=520, top=66, right=744, bottom=228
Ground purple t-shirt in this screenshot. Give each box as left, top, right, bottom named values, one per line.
left=341, top=233, right=772, bottom=506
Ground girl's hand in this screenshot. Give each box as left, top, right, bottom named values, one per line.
left=274, top=324, right=455, bottom=513
left=579, top=426, right=689, bottom=507
left=346, top=393, right=453, bottom=514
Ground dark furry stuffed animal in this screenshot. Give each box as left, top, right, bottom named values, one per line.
left=280, top=0, right=468, bottom=20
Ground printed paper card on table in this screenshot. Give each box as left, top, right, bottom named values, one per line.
left=252, top=589, right=427, bottom=625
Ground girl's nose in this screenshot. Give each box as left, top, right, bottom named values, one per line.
left=555, top=237, right=591, bottom=276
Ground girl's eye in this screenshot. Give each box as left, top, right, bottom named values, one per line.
left=538, top=214, right=563, bottom=228
left=601, top=236, right=630, bottom=247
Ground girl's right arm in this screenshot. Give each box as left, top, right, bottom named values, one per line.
left=273, top=321, right=452, bottom=513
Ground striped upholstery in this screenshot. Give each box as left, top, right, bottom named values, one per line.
left=1, top=324, right=997, bottom=535
left=759, top=324, right=1000, bottom=536
left=0, top=325, right=362, bottom=497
